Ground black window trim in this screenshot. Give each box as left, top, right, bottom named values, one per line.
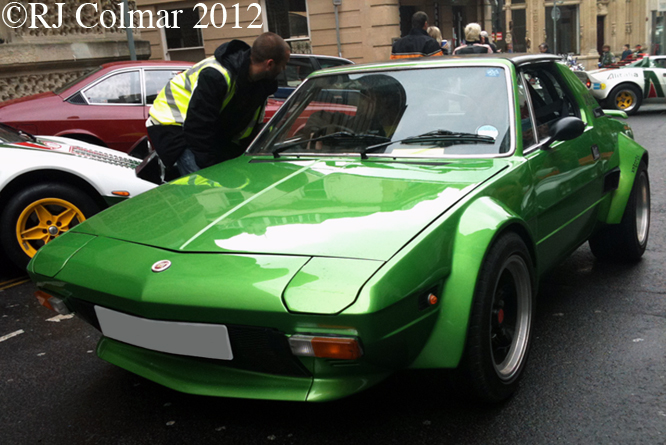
left=519, top=62, right=581, bottom=155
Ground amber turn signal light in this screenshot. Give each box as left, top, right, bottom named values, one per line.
left=288, top=335, right=362, bottom=360
left=35, top=290, right=54, bottom=311
left=35, top=291, right=71, bottom=315
left=112, top=191, right=130, bottom=197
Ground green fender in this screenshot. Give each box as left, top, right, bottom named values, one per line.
left=409, top=196, right=533, bottom=369
left=606, top=133, right=648, bottom=224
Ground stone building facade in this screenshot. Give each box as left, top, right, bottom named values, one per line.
left=137, top=0, right=653, bottom=69
left=0, top=0, right=150, bottom=101
left=0, top=0, right=661, bottom=101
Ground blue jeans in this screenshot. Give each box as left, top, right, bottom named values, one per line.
left=177, top=148, right=200, bottom=176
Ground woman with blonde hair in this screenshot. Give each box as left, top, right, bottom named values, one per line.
left=427, top=26, right=448, bottom=55
left=427, top=26, right=442, bottom=45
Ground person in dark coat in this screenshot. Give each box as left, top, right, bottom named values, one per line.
left=621, top=44, right=632, bottom=61
left=147, top=33, right=290, bottom=175
left=390, top=12, right=443, bottom=59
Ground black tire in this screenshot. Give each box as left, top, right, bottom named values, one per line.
left=455, top=232, right=535, bottom=403
left=605, top=84, right=643, bottom=115
left=589, top=161, right=650, bottom=262
left=0, top=183, right=100, bottom=270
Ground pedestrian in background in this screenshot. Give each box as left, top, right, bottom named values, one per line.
left=634, top=44, right=646, bottom=58
left=538, top=43, right=550, bottom=54
left=599, top=44, right=616, bottom=67
left=452, top=23, right=493, bottom=55
left=621, top=44, right=632, bottom=61
left=427, top=26, right=448, bottom=55
left=390, top=12, right=443, bottom=59
left=480, top=30, right=498, bottom=53
left=147, top=32, right=290, bottom=176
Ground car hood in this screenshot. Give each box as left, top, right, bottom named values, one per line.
left=4, top=135, right=142, bottom=166
left=74, top=157, right=507, bottom=261
left=0, top=91, right=56, bottom=108
left=0, top=92, right=61, bottom=117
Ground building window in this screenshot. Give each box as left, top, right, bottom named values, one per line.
left=263, top=0, right=311, bottom=53
left=162, top=8, right=205, bottom=62
left=545, top=5, right=580, bottom=54
left=512, top=9, right=527, bottom=53
left=652, top=11, right=665, bottom=55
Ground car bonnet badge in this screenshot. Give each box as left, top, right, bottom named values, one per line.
left=151, top=260, right=171, bottom=273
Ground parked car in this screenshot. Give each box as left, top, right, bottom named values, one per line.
left=29, top=54, right=650, bottom=403
left=265, top=54, right=353, bottom=121
left=0, top=61, right=193, bottom=153
left=575, top=55, right=666, bottom=114
left=0, top=125, right=155, bottom=268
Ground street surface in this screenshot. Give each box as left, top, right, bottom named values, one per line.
left=1, top=107, right=665, bottom=444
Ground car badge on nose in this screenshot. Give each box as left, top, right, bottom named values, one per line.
left=151, top=260, right=171, bottom=273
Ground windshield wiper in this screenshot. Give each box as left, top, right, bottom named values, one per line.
left=271, top=131, right=391, bottom=158
left=360, top=129, right=496, bottom=159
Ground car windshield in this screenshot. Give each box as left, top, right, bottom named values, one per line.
left=0, top=123, right=31, bottom=143
left=54, top=67, right=102, bottom=95
left=625, top=57, right=649, bottom=68
left=250, top=66, right=512, bottom=158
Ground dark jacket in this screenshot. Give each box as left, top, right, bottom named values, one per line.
left=390, top=28, right=443, bottom=59
left=185, top=41, right=278, bottom=168
left=452, top=41, right=493, bottom=55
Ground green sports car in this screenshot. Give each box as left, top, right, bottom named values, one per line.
left=29, top=54, right=650, bottom=403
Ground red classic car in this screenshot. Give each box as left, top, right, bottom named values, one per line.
left=0, top=61, right=193, bottom=154
left=264, top=54, right=353, bottom=122
left=0, top=55, right=351, bottom=155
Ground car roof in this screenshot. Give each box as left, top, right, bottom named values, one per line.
left=310, top=53, right=560, bottom=76
left=98, top=60, right=194, bottom=70
left=289, top=54, right=352, bottom=63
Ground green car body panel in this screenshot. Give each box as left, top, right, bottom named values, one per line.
left=28, top=55, right=648, bottom=402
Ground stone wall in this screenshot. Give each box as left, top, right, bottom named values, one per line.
left=0, top=0, right=149, bottom=101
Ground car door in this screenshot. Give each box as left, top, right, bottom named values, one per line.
left=644, top=56, right=666, bottom=101
left=520, top=63, right=607, bottom=270
left=79, top=69, right=145, bottom=152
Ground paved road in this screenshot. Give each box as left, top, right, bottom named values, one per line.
left=1, top=108, right=665, bottom=444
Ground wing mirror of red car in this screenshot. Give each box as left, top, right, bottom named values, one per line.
left=539, top=117, right=586, bottom=150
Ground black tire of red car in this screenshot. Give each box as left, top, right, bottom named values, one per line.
left=455, top=232, right=535, bottom=403
left=589, top=161, right=650, bottom=262
left=605, top=84, right=643, bottom=115
left=0, top=183, right=100, bottom=270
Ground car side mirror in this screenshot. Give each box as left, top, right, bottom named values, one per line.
left=539, top=117, right=586, bottom=150
left=603, top=109, right=628, bottom=119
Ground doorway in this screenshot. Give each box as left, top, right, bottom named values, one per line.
left=452, top=6, right=466, bottom=48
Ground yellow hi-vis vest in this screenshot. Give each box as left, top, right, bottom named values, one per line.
left=149, top=56, right=235, bottom=126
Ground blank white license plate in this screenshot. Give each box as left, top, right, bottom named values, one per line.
left=95, top=306, right=233, bottom=360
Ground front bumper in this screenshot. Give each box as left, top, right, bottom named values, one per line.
left=29, top=236, right=439, bottom=401
left=70, top=295, right=392, bottom=402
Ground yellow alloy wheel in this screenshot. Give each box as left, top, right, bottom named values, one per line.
left=615, top=91, right=635, bottom=110
left=15, top=198, right=86, bottom=258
